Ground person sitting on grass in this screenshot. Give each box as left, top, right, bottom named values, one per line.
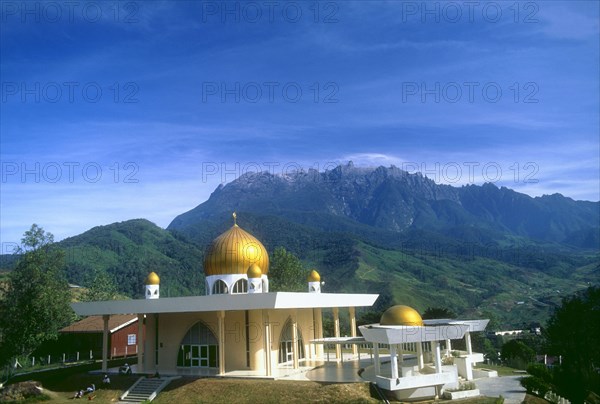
left=74, top=389, right=84, bottom=399
left=102, top=374, right=110, bottom=385
left=86, top=384, right=95, bottom=394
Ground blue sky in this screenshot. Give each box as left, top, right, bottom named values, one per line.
left=1, top=0, right=599, bottom=246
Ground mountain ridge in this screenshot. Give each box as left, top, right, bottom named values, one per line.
left=169, top=163, right=599, bottom=249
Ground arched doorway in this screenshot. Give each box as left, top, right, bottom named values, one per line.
left=177, top=321, right=219, bottom=368
left=278, top=318, right=305, bottom=364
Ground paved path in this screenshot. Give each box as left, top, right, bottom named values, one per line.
left=476, top=375, right=526, bottom=404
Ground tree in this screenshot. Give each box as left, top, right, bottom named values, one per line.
left=501, top=339, right=535, bottom=369
left=544, top=287, right=600, bottom=403
left=81, top=268, right=119, bottom=302
left=268, top=247, right=306, bottom=292
left=422, top=307, right=456, bottom=319
left=0, top=225, right=75, bottom=366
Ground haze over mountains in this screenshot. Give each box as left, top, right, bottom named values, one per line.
left=3, top=164, right=598, bottom=327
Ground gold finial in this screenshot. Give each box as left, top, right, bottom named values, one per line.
left=233, top=212, right=237, bottom=226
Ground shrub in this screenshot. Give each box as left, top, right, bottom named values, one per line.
left=460, top=381, right=477, bottom=391
left=442, top=356, right=454, bottom=365
left=527, top=363, right=553, bottom=384
left=0, top=381, right=49, bottom=402
left=520, top=376, right=551, bottom=397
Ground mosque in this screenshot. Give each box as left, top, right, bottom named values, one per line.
left=72, top=213, right=490, bottom=400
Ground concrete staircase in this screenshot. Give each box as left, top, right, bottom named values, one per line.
left=120, top=376, right=174, bottom=403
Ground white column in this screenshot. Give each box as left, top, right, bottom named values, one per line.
left=315, top=308, right=324, bottom=358
left=218, top=310, right=225, bottom=375
left=398, top=344, right=404, bottom=364
left=263, top=310, right=272, bottom=377
left=102, top=315, right=109, bottom=372
left=434, top=341, right=442, bottom=373
left=465, top=331, right=473, bottom=355
left=349, top=307, right=357, bottom=356
left=446, top=339, right=452, bottom=357
left=292, top=311, right=299, bottom=369
left=390, top=344, right=399, bottom=379
left=332, top=307, right=341, bottom=361
left=416, top=342, right=424, bottom=369
left=137, top=314, right=144, bottom=373
left=143, top=314, right=154, bottom=371
left=373, top=343, right=381, bottom=374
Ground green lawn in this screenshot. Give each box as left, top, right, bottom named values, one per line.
left=475, top=363, right=522, bottom=377
left=2, top=373, right=139, bottom=403
left=3, top=368, right=512, bottom=403
left=154, top=378, right=379, bottom=404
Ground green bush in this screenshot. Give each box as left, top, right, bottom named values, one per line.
left=460, top=381, right=477, bottom=391
left=520, top=376, right=551, bottom=397
left=501, top=340, right=535, bottom=370
left=527, top=363, right=553, bottom=384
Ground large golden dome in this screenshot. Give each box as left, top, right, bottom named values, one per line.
left=380, top=305, right=424, bottom=326
left=203, top=213, right=269, bottom=276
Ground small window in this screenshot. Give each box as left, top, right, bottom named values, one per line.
left=128, top=334, right=136, bottom=345
left=212, top=280, right=228, bottom=295
left=232, top=279, right=248, bottom=294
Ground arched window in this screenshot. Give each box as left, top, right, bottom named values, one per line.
left=177, top=321, right=219, bottom=368
left=232, top=279, right=248, bottom=294
left=278, top=318, right=305, bottom=364
left=212, top=279, right=228, bottom=295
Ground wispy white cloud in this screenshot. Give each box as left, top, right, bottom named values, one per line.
left=339, top=153, right=406, bottom=167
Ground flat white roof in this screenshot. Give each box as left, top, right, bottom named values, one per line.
left=359, top=324, right=471, bottom=344
left=71, top=292, right=379, bottom=316
left=358, top=319, right=489, bottom=344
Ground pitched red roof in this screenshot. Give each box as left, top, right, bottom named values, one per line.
left=60, top=314, right=138, bottom=334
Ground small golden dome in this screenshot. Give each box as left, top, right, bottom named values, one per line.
left=247, top=263, right=262, bottom=278
left=203, top=214, right=269, bottom=276
left=380, top=305, right=424, bottom=326
left=307, top=269, right=321, bottom=282
left=146, top=272, right=160, bottom=285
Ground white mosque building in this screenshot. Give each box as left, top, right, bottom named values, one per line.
left=71, top=213, right=490, bottom=400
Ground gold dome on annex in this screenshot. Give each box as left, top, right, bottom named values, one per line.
left=203, top=213, right=270, bottom=276
left=145, top=271, right=160, bottom=285
left=380, top=305, right=424, bottom=326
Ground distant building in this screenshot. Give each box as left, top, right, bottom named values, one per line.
left=492, top=329, right=525, bottom=336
